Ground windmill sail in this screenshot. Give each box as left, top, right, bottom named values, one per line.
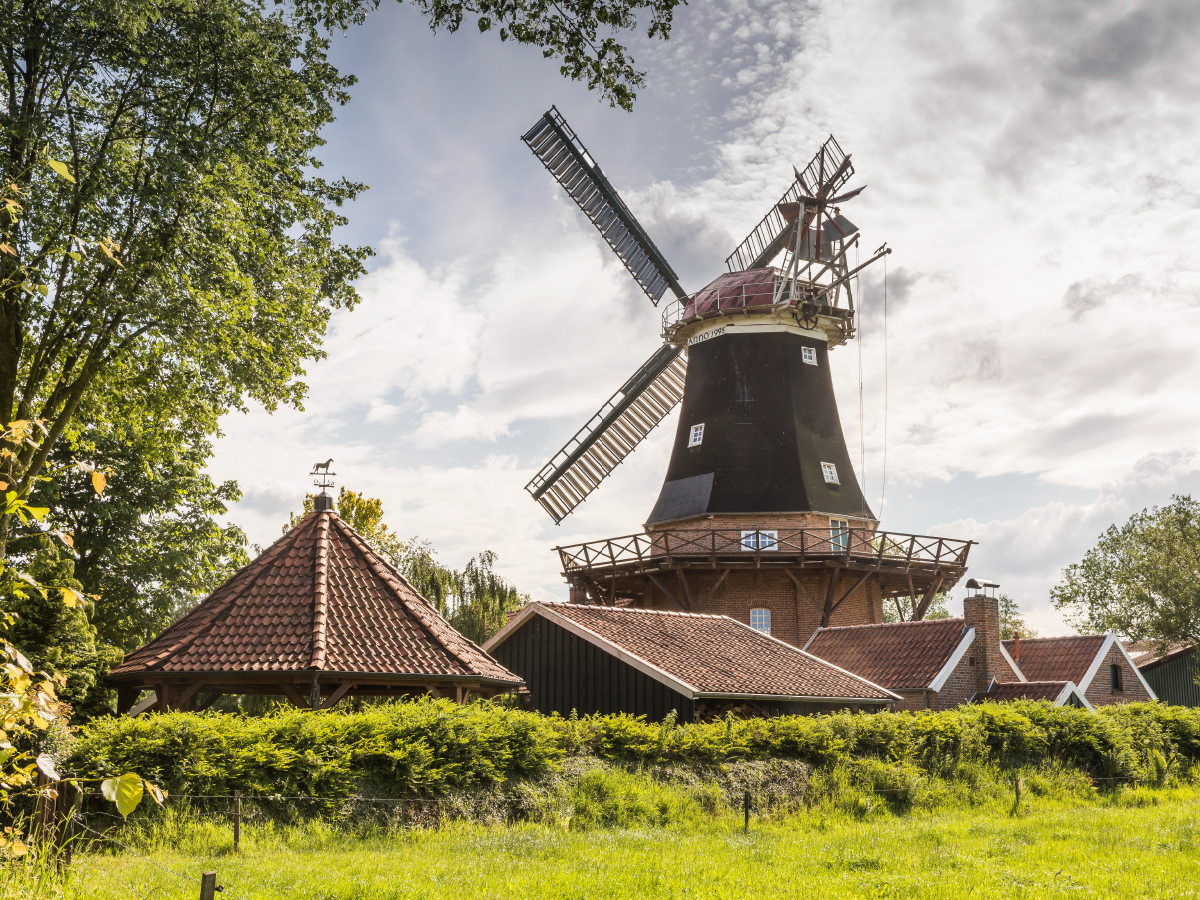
left=725, top=135, right=855, bottom=273
left=526, top=345, right=687, bottom=523
left=523, top=108, right=687, bottom=306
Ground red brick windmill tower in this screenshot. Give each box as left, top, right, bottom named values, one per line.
left=521, top=109, right=972, bottom=646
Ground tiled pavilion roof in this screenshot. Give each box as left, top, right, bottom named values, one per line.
left=110, top=510, right=521, bottom=686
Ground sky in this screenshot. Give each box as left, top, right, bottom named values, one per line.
left=208, top=0, right=1200, bottom=634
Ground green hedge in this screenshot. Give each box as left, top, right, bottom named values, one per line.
left=65, top=700, right=1200, bottom=800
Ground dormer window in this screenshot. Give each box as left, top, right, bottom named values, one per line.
left=688, top=423, right=705, bottom=447
left=821, top=462, right=839, bottom=484
left=802, top=346, right=817, bottom=366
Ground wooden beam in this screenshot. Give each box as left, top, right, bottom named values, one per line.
left=703, top=569, right=731, bottom=605
left=320, top=682, right=354, bottom=710
left=914, top=572, right=946, bottom=620
left=675, top=570, right=694, bottom=610
left=646, top=572, right=688, bottom=611
left=173, top=681, right=205, bottom=712
left=278, top=683, right=308, bottom=709
left=826, top=572, right=873, bottom=620
left=195, top=692, right=221, bottom=713
left=821, top=568, right=842, bottom=627
left=785, top=569, right=823, bottom=614
left=128, top=692, right=159, bottom=717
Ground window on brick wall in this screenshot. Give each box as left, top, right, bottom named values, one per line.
left=830, top=518, right=849, bottom=552
left=750, top=608, right=772, bottom=634
left=741, top=530, right=778, bottom=551
left=1111, top=663, right=1122, bottom=691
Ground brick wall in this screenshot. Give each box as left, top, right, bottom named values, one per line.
left=640, top=567, right=882, bottom=647
left=1084, top=643, right=1153, bottom=706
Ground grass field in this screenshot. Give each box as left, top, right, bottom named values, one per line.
left=16, top=784, right=1199, bottom=900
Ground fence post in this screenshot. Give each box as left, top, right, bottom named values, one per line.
left=199, top=871, right=218, bottom=900
left=234, top=790, right=241, bottom=852
left=743, top=790, right=750, bottom=833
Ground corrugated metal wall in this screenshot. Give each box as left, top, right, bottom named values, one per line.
left=491, top=614, right=694, bottom=721
left=1143, top=653, right=1200, bottom=707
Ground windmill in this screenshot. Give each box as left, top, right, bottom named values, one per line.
left=522, top=108, right=888, bottom=526
left=518, top=107, right=973, bottom=641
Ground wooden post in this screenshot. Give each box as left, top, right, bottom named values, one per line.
left=1014, top=774, right=1023, bottom=807
left=233, top=791, right=242, bottom=852
left=743, top=790, right=750, bottom=832
left=199, top=871, right=218, bottom=900
left=57, top=782, right=83, bottom=870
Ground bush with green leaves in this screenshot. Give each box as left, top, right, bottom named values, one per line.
left=63, top=698, right=1200, bottom=809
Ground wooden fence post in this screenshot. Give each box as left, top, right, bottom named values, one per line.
left=234, top=790, right=241, bottom=852
left=743, top=790, right=750, bottom=833
left=199, top=871, right=218, bottom=900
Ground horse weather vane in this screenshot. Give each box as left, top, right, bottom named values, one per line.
left=311, top=458, right=336, bottom=491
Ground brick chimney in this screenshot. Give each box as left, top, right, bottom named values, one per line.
left=963, top=592, right=1003, bottom=692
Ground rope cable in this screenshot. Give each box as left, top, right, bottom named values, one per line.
left=856, top=242, right=865, bottom=518
left=879, top=254, right=889, bottom=517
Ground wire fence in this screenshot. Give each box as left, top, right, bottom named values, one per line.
left=27, top=771, right=1150, bottom=898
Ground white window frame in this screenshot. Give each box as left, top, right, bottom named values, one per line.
left=741, top=530, right=778, bottom=551
left=821, top=462, right=840, bottom=484
left=801, top=346, right=818, bottom=366
left=688, top=423, right=705, bottom=448
left=750, top=608, right=772, bottom=635
left=830, top=518, right=849, bottom=552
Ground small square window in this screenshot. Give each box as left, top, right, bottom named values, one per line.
left=1111, top=664, right=1122, bottom=691
left=821, top=462, right=840, bottom=484
left=750, top=608, right=772, bottom=634
left=801, top=346, right=818, bottom=366
left=688, top=423, right=705, bottom=447
left=830, top=518, right=849, bottom=552
left=741, top=530, right=778, bottom=551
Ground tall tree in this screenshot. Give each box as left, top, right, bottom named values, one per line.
left=1052, top=495, right=1200, bottom=649
left=0, top=0, right=371, bottom=559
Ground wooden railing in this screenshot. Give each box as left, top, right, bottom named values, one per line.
left=556, top=528, right=973, bottom=576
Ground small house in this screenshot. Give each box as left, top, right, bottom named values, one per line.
left=483, top=602, right=899, bottom=720
left=1129, top=643, right=1200, bottom=707
left=1002, top=633, right=1155, bottom=707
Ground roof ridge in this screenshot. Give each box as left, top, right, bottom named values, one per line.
left=1002, top=634, right=1104, bottom=643
left=544, top=602, right=728, bottom=620
left=309, top=513, right=332, bottom=670
left=819, top=616, right=965, bottom=633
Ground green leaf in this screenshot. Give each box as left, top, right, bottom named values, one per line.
left=25, top=505, right=49, bottom=522
left=47, top=159, right=76, bottom=183
left=68, top=251, right=81, bottom=261
left=101, top=773, right=144, bottom=817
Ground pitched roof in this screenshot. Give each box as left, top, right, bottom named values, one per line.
left=486, top=603, right=897, bottom=702
left=1001, top=635, right=1106, bottom=684
left=1127, top=641, right=1196, bottom=671
left=972, top=680, right=1093, bottom=710
left=804, top=618, right=970, bottom=691
left=111, top=511, right=520, bottom=685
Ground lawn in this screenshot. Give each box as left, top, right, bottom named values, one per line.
left=46, top=786, right=1200, bottom=900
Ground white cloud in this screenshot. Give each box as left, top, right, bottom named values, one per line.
left=208, top=0, right=1200, bottom=625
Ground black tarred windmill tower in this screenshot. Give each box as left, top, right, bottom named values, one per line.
left=521, top=108, right=972, bottom=647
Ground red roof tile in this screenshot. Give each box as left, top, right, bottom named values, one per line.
left=111, top=511, right=520, bottom=685
left=509, top=603, right=896, bottom=701
left=1002, top=635, right=1106, bottom=684
left=804, top=618, right=969, bottom=691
